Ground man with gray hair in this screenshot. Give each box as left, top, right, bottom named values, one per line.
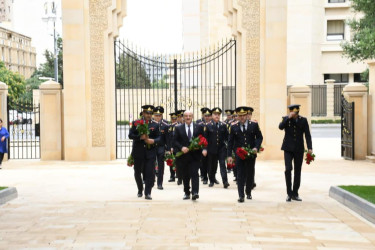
left=173, top=110, right=207, bottom=201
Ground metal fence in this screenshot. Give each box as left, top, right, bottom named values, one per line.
left=310, top=85, right=327, bottom=116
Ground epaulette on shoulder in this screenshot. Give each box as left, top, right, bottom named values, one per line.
left=161, top=120, right=169, bottom=126
left=251, top=120, right=258, bottom=123
left=231, top=121, right=239, bottom=125
left=151, top=120, right=158, bottom=124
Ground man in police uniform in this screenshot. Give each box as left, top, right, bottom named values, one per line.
left=128, top=105, right=161, bottom=200
left=204, top=107, right=230, bottom=188
left=198, top=108, right=211, bottom=184
left=174, top=109, right=185, bottom=185
left=196, top=107, right=209, bottom=123
left=153, top=106, right=170, bottom=190
left=227, top=106, right=263, bottom=202
left=279, top=104, right=312, bottom=202
left=224, top=109, right=234, bottom=173
left=167, top=112, right=178, bottom=182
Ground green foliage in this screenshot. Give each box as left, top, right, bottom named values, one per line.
left=38, top=37, right=63, bottom=84
left=340, top=185, right=375, bottom=204
left=20, top=72, right=43, bottom=103
left=312, top=119, right=341, bottom=124
left=342, top=0, right=375, bottom=62
left=116, top=120, right=130, bottom=125
left=115, top=53, right=151, bottom=89
left=0, top=187, right=7, bottom=191
left=0, top=61, right=25, bottom=102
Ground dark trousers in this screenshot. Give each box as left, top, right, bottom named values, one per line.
left=156, top=150, right=165, bottom=186
left=181, top=155, right=200, bottom=195
left=208, top=150, right=228, bottom=184
left=134, top=157, right=155, bottom=195
left=0, top=152, right=4, bottom=165
left=176, top=158, right=182, bottom=181
left=284, top=151, right=304, bottom=196
left=200, top=155, right=208, bottom=180
left=169, top=153, right=176, bottom=179
left=236, top=156, right=255, bottom=198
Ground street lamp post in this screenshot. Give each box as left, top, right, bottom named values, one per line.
left=42, top=0, right=58, bottom=83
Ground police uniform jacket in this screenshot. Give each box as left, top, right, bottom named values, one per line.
left=279, top=115, right=312, bottom=153
left=205, top=121, right=228, bottom=154
left=227, top=120, right=263, bottom=157
left=155, top=120, right=169, bottom=154
left=167, top=122, right=178, bottom=151
left=128, top=119, right=161, bottom=159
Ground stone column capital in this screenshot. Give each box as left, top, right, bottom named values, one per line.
left=39, top=80, right=62, bottom=90
left=288, top=85, right=311, bottom=94
left=0, top=81, right=8, bottom=90
left=343, top=83, right=368, bottom=95
left=325, top=79, right=336, bottom=85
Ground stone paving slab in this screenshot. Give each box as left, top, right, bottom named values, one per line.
left=0, top=159, right=374, bottom=249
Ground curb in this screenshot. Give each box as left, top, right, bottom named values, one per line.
left=311, top=124, right=340, bottom=128
left=329, top=186, right=375, bottom=224
left=0, top=187, right=18, bottom=205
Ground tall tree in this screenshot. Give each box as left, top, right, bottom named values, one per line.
left=342, top=0, right=375, bottom=62
left=0, top=62, right=25, bottom=103
left=115, top=53, right=151, bottom=89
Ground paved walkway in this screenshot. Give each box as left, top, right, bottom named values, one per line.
left=0, top=158, right=375, bottom=249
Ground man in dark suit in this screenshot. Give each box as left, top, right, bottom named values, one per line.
left=227, top=107, right=263, bottom=203
left=279, top=104, right=312, bottom=202
left=153, top=106, right=169, bottom=190
left=173, top=110, right=206, bottom=200
left=174, top=109, right=185, bottom=185
left=204, top=107, right=230, bottom=188
left=128, top=105, right=161, bottom=200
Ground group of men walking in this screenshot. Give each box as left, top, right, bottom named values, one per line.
left=128, top=103, right=312, bottom=203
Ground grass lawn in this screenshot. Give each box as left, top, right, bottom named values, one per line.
left=340, top=185, right=375, bottom=204
left=0, top=187, right=7, bottom=191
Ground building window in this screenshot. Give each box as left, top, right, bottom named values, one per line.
left=328, top=0, right=345, bottom=3
left=324, top=74, right=349, bottom=83
left=354, top=73, right=367, bottom=83
left=327, top=20, right=345, bottom=41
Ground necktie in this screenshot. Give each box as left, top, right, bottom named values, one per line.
left=188, top=125, right=192, bottom=141
left=216, top=122, right=219, bottom=129
left=242, top=124, right=246, bottom=132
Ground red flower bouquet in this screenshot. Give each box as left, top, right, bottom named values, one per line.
left=127, top=155, right=134, bottom=167
left=236, top=146, right=258, bottom=160
left=133, top=119, right=149, bottom=136
left=176, top=134, right=208, bottom=158
left=227, top=153, right=236, bottom=169
left=165, top=153, right=176, bottom=171
left=305, top=150, right=315, bottom=165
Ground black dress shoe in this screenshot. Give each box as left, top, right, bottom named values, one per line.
left=227, top=169, right=231, bottom=173
left=214, top=179, right=220, bottom=184
left=246, top=194, right=252, bottom=200
left=208, top=183, right=214, bottom=187
left=286, top=195, right=292, bottom=202
left=192, top=193, right=199, bottom=200
left=223, top=182, right=230, bottom=189
left=183, top=194, right=190, bottom=200
left=168, top=178, right=175, bottom=182
left=292, top=195, right=302, bottom=201
left=252, top=183, right=257, bottom=190
left=177, top=180, right=182, bottom=185
left=203, top=180, right=208, bottom=185
left=137, top=192, right=142, bottom=198
left=145, top=194, right=152, bottom=200
left=157, top=185, right=163, bottom=190
left=238, top=197, right=244, bottom=203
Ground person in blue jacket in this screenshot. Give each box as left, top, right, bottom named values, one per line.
left=0, top=118, right=9, bottom=169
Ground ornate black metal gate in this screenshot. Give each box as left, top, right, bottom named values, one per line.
left=115, top=39, right=237, bottom=159
left=7, top=98, right=40, bottom=159
left=341, top=94, right=354, bottom=160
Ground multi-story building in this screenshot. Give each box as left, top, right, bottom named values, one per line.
left=0, top=26, right=37, bottom=79
left=0, top=0, right=13, bottom=23
left=287, top=0, right=367, bottom=86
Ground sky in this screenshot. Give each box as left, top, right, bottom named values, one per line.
left=12, top=0, right=62, bottom=67
left=9, top=0, right=183, bottom=67
left=119, top=0, right=184, bottom=54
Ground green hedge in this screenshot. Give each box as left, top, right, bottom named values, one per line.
left=0, top=187, right=7, bottom=191
left=340, top=185, right=375, bottom=204
left=116, top=120, right=130, bottom=125
left=312, top=119, right=340, bottom=124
